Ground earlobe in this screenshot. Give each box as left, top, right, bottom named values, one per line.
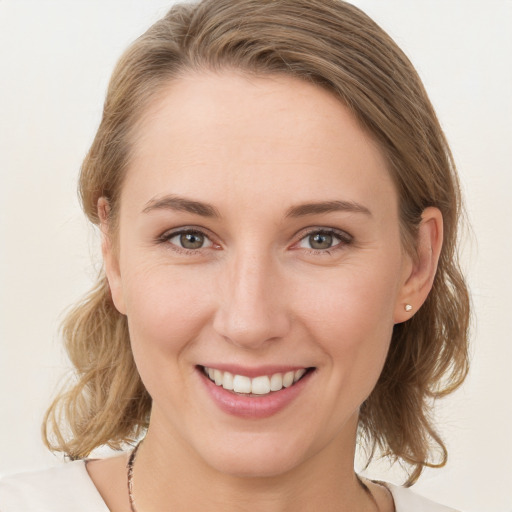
left=98, top=198, right=127, bottom=315
left=394, top=207, right=443, bottom=324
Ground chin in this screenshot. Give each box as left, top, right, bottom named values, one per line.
left=196, top=433, right=309, bottom=479
left=207, top=454, right=302, bottom=479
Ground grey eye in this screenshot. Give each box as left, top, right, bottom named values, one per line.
left=180, top=232, right=205, bottom=249
left=168, top=231, right=213, bottom=250
left=308, top=232, right=334, bottom=250
left=297, top=229, right=350, bottom=252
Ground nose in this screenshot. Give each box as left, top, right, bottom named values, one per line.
left=212, top=247, right=291, bottom=350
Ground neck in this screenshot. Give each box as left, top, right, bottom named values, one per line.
left=131, top=417, right=376, bottom=512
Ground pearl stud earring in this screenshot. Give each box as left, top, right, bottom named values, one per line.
left=405, top=304, right=413, bottom=312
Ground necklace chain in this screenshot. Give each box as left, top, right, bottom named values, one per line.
left=127, top=441, right=142, bottom=512
left=126, top=442, right=383, bottom=512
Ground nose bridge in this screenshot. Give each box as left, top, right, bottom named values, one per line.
left=213, top=243, right=289, bottom=349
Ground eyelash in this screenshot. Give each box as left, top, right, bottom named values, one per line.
left=156, top=227, right=353, bottom=256
left=156, top=228, right=217, bottom=255
left=295, top=228, right=353, bottom=255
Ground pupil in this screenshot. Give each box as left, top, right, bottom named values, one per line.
left=310, top=232, right=333, bottom=249
left=180, top=232, right=204, bottom=249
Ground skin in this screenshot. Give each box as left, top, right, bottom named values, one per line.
left=87, top=71, right=443, bottom=512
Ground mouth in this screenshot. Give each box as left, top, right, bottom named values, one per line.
left=200, top=365, right=314, bottom=396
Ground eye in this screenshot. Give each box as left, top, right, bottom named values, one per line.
left=296, top=229, right=351, bottom=252
left=165, top=229, right=214, bottom=251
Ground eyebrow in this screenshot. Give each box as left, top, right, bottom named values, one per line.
left=285, top=200, right=372, bottom=218
left=142, top=195, right=221, bottom=218
left=142, top=195, right=371, bottom=219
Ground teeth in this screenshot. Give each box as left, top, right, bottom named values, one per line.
left=294, top=369, right=306, bottom=381
left=203, top=366, right=309, bottom=395
left=214, top=369, right=223, bottom=386
left=222, top=371, right=234, bottom=390
left=251, top=376, right=270, bottom=395
left=270, top=373, right=283, bottom=391
left=233, top=375, right=252, bottom=393
left=282, top=371, right=294, bottom=388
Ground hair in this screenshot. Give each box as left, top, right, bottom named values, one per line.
left=43, top=0, right=470, bottom=485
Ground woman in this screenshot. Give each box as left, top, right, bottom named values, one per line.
left=0, top=0, right=469, bottom=510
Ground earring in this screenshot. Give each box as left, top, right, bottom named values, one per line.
left=405, top=304, right=413, bottom=312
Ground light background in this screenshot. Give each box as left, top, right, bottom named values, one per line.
left=0, top=1, right=511, bottom=511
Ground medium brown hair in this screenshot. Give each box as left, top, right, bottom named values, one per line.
left=43, top=0, right=470, bottom=485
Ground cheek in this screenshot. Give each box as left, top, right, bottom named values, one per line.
left=293, top=260, right=399, bottom=375
left=120, top=263, right=217, bottom=411
left=121, top=261, right=214, bottom=355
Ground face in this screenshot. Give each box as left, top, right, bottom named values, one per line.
left=103, top=71, right=415, bottom=478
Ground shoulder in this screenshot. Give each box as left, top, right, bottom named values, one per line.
left=386, top=483, right=462, bottom=512
left=0, top=460, right=108, bottom=512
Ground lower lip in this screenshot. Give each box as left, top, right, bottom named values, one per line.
left=198, top=368, right=314, bottom=419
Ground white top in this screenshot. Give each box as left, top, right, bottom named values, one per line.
left=0, top=461, right=461, bottom=511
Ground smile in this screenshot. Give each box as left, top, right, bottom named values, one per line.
left=202, top=366, right=310, bottom=396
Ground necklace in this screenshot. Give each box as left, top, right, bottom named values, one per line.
left=127, top=441, right=142, bottom=512
left=127, top=442, right=383, bottom=512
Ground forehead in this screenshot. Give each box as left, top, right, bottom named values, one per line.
left=123, top=71, right=396, bottom=217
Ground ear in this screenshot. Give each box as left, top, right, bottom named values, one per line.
left=394, top=207, right=443, bottom=324
left=98, top=197, right=127, bottom=315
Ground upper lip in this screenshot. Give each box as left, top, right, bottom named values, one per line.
left=198, top=364, right=313, bottom=378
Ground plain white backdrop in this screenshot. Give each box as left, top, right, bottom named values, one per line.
left=0, top=1, right=511, bottom=511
